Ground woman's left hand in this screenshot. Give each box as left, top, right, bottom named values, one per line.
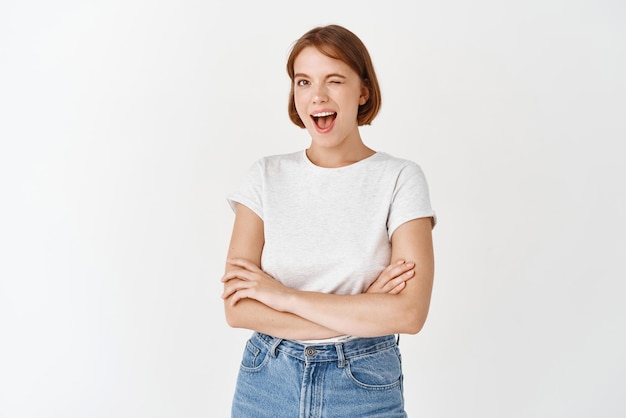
left=221, top=258, right=294, bottom=311
left=366, top=260, right=415, bottom=295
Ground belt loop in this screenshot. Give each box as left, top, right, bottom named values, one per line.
left=269, top=337, right=283, bottom=358
left=396, top=333, right=401, bottom=346
left=335, top=343, right=346, bottom=368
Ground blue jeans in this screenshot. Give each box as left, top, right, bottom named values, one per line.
left=231, top=332, right=407, bottom=417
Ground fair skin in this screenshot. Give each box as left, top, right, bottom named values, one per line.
left=293, top=46, right=374, bottom=167
left=222, top=46, right=434, bottom=339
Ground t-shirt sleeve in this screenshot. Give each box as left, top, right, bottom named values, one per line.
left=387, top=161, right=437, bottom=238
left=226, top=159, right=264, bottom=220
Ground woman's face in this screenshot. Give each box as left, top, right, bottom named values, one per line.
left=293, top=46, right=368, bottom=151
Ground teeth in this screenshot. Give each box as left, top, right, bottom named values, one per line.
left=313, top=111, right=335, bottom=117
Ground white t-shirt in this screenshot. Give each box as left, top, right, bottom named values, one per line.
left=227, top=150, right=436, bottom=296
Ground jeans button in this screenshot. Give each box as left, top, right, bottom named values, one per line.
left=305, top=347, right=316, bottom=357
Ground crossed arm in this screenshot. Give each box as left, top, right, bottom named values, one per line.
left=222, top=204, right=434, bottom=340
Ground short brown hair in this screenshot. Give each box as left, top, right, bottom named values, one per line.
left=286, top=25, right=382, bottom=128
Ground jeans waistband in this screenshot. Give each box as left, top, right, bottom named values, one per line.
left=252, top=332, right=397, bottom=364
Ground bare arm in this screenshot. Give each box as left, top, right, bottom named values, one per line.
left=286, top=217, right=434, bottom=336
left=223, top=216, right=434, bottom=338
left=223, top=203, right=343, bottom=340
left=223, top=204, right=417, bottom=340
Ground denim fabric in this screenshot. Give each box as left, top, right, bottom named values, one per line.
left=231, top=332, right=406, bottom=417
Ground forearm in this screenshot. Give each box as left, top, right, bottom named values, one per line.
left=223, top=254, right=432, bottom=338
left=282, top=218, right=434, bottom=338
left=224, top=297, right=344, bottom=340
left=284, top=291, right=429, bottom=338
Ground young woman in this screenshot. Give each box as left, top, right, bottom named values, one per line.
left=222, top=24, right=436, bottom=417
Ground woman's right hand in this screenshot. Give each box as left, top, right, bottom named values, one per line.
left=365, top=260, right=415, bottom=295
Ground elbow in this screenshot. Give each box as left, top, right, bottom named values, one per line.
left=223, top=301, right=244, bottom=329
left=399, top=307, right=429, bottom=335
left=225, top=313, right=239, bottom=329
left=403, top=318, right=426, bottom=335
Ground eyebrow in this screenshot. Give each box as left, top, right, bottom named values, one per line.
left=294, top=72, right=347, bottom=80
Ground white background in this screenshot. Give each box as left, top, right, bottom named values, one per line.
left=1, top=1, right=625, bottom=417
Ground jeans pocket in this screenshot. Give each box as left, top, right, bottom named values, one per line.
left=345, top=346, right=403, bottom=390
left=239, top=338, right=270, bottom=372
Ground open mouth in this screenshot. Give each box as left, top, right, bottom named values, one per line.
left=312, top=111, right=337, bottom=130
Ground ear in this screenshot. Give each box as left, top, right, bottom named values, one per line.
left=359, top=81, right=370, bottom=106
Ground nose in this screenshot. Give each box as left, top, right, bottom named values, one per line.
left=312, top=84, right=328, bottom=104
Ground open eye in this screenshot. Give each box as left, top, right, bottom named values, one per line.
left=296, top=79, right=309, bottom=86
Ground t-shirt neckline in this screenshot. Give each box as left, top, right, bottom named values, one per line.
left=301, top=149, right=382, bottom=171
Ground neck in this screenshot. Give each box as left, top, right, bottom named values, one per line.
left=306, top=141, right=375, bottom=168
